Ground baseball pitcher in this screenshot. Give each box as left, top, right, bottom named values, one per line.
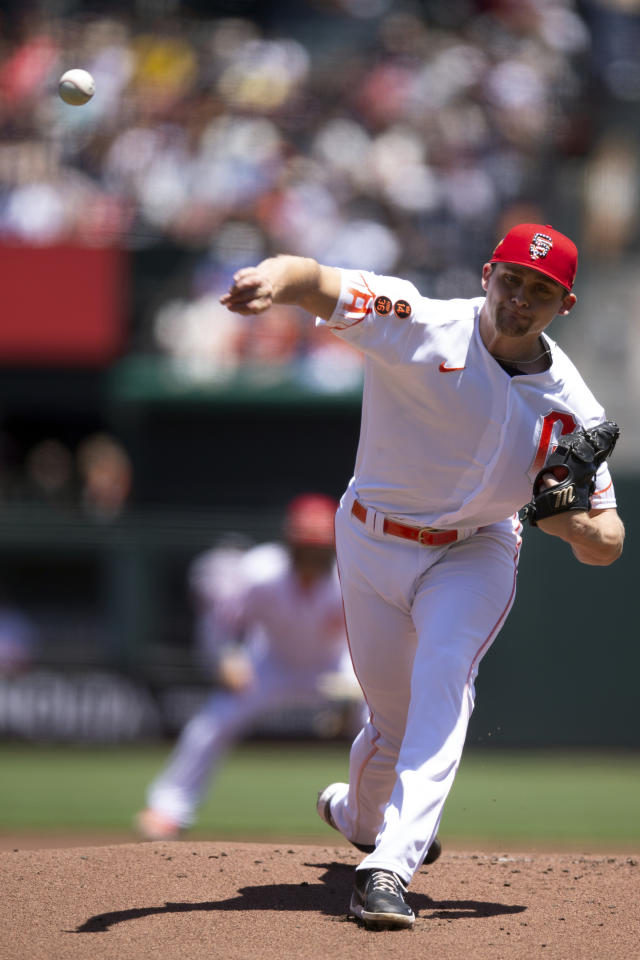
left=221, top=223, right=624, bottom=928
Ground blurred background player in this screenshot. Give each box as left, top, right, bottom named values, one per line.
left=136, top=492, right=363, bottom=840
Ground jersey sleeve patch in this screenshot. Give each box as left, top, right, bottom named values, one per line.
left=327, top=272, right=375, bottom=330
left=374, top=295, right=392, bottom=316
left=393, top=299, right=412, bottom=319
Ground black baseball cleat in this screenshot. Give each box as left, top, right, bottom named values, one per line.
left=349, top=868, right=415, bottom=929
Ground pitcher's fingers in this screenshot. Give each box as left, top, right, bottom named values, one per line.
left=220, top=283, right=264, bottom=306
left=221, top=293, right=273, bottom=315
left=224, top=272, right=272, bottom=300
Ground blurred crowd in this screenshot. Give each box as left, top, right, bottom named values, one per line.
left=0, top=0, right=638, bottom=390
left=0, top=428, right=132, bottom=518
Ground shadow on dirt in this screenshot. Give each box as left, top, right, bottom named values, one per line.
left=69, top=859, right=526, bottom=933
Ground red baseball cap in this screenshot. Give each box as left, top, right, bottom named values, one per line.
left=284, top=493, right=338, bottom=546
left=490, top=223, right=578, bottom=291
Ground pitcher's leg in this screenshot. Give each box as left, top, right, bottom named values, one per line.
left=328, top=576, right=418, bottom=848
left=359, top=525, right=521, bottom=882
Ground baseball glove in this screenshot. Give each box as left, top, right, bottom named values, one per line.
left=523, top=420, right=619, bottom=527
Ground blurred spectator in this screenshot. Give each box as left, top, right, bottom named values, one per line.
left=153, top=291, right=242, bottom=383
left=22, top=437, right=75, bottom=507
left=236, top=304, right=301, bottom=372
left=581, top=0, right=640, bottom=105
left=582, top=131, right=640, bottom=257
left=76, top=432, right=132, bottom=520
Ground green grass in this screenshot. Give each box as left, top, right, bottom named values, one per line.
left=1, top=742, right=639, bottom=849
left=443, top=750, right=640, bottom=848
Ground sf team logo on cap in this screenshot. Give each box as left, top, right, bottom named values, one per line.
left=529, top=232, right=553, bottom=261
left=490, top=222, right=578, bottom=289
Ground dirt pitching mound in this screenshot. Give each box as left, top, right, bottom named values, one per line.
left=1, top=840, right=638, bottom=960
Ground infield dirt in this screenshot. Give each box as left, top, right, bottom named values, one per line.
left=1, top=840, right=638, bottom=960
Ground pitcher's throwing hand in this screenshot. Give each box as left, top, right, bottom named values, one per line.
left=219, top=267, right=275, bottom=315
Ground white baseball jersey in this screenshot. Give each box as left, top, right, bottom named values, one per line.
left=191, top=542, right=349, bottom=673
left=317, top=269, right=616, bottom=528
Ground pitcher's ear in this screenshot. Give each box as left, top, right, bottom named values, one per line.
left=481, top=262, right=494, bottom=291
left=558, top=292, right=577, bottom=316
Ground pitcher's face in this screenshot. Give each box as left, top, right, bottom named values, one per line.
left=480, top=262, right=576, bottom=341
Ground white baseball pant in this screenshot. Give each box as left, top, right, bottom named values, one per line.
left=329, top=495, right=522, bottom=883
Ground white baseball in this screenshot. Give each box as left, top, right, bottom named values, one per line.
left=58, top=68, right=95, bottom=106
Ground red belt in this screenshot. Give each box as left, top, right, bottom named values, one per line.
left=351, top=500, right=458, bottom=546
